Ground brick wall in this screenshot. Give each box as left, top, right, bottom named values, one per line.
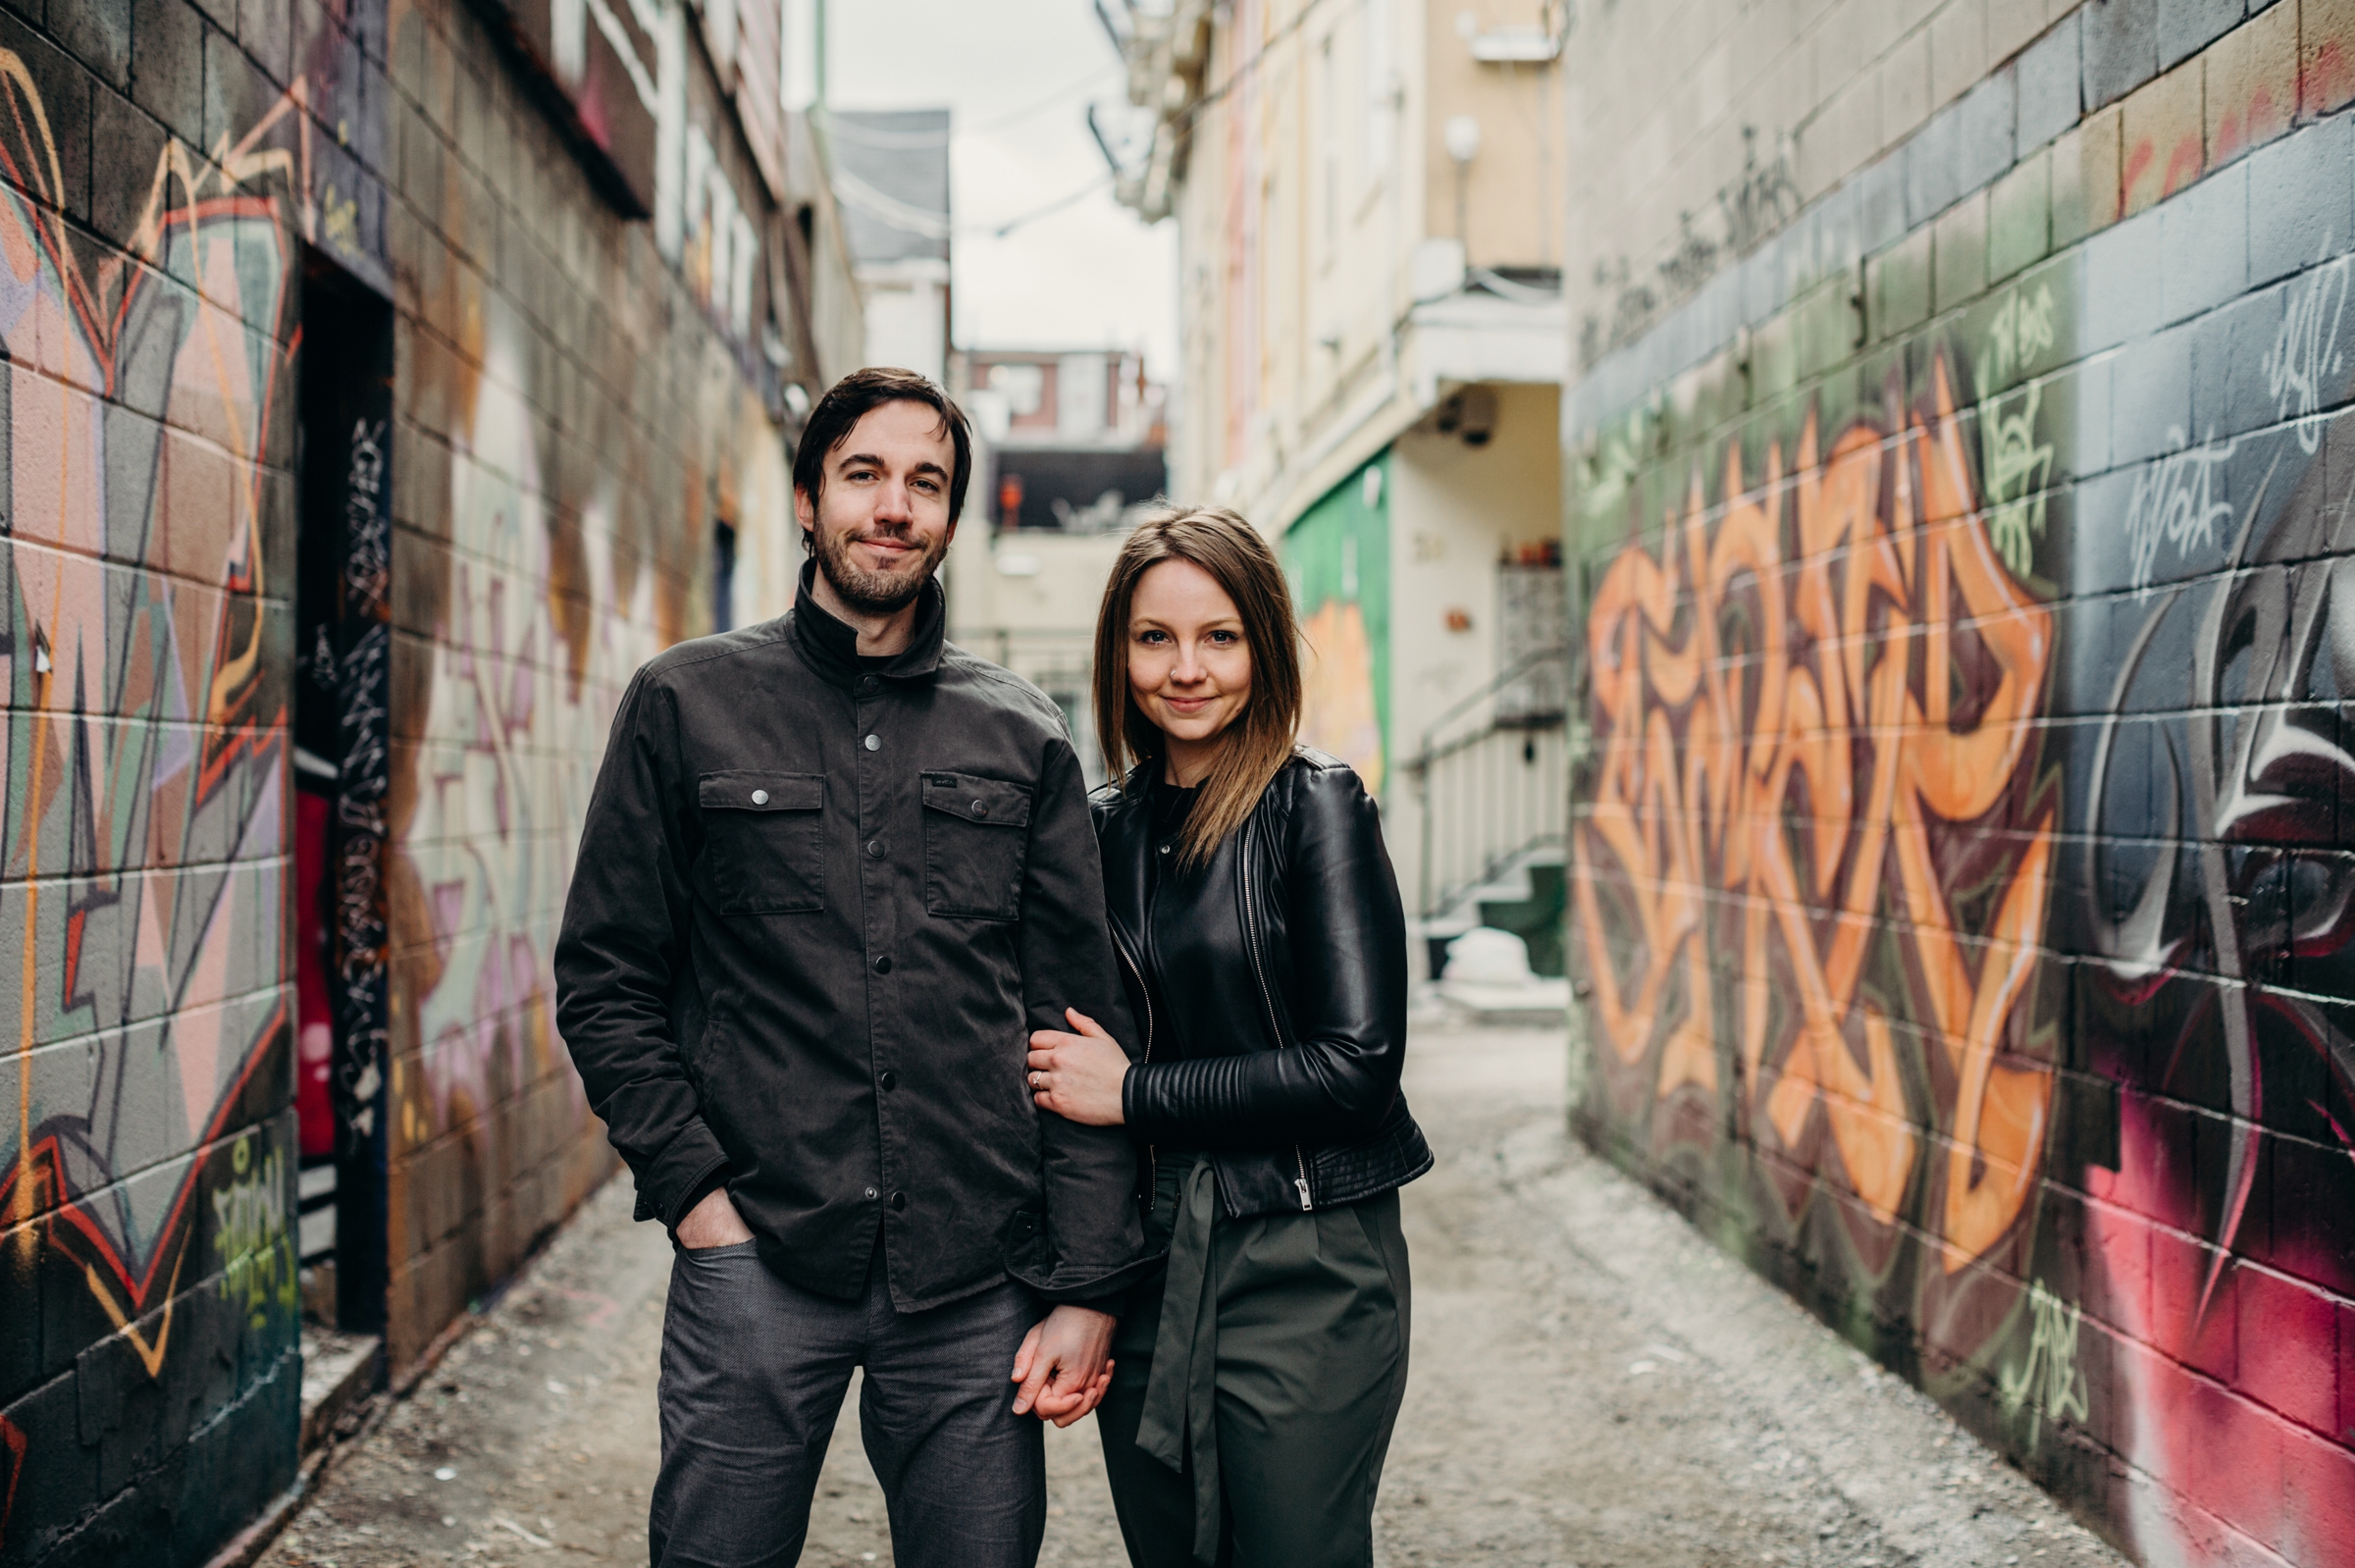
left=0, top=0, right=811, bottom=1561
left=1564, top=2, right=2355, bottom=1562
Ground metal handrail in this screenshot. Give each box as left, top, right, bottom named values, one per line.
left=1405, top=644, right=1571, bottom=760
left=1408, top=647, right=1571, bottom=922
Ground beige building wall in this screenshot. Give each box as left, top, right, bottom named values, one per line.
left=1155, top=0, right=1566, bottom=527
left=1422, top=2, right=1570, bottom=271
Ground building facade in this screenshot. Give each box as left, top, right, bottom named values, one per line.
left=0, top=0, right=858, bottom=1562
left=1561, top=0, right=2355, bottom=1561
left=826, top=105, right=952, bottom=381
left=946, top=345, right=1169, bottom=784
left=1116, top=0, right=1573, bottom=953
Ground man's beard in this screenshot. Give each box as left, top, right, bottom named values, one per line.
left=811, top=522, right=948, bottom=615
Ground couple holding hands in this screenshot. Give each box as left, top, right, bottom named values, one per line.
left=554, top=368, right=1430, bottom=1568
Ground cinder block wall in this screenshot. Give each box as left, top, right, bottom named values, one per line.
left=1563, top=2, right=2355, bottom=1562
left=374, top=0, right=794, bottom=1381
left=0, top=0, right=798, bottom=1562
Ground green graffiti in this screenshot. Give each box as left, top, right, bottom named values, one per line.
left=1576, top=403, right=1653, bottom=543
left=213, top=1134, right=298, bottom=1330
left=1997, top=1280, right=2090, bottom=1453
left=1981, top=283, right=2057, bottom=384
left=1978, top=284, right=2058, bottom=581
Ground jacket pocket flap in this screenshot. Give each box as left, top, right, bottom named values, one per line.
left=921, top=772, right=1032, bottom=827
left=698, top=771, right=824, bottom=812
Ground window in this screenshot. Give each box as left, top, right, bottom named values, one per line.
left=1363, top=0, right=1396, bottom=189
left=989, top=361, right=1045, bottom=417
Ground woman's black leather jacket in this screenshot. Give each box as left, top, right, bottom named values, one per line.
left=1091, top=750, right=1434, bottom=1220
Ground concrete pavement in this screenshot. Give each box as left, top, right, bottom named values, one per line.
left=256, top=1023, right=2130, bottom=1568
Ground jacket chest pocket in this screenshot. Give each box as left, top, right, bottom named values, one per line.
left=922, top=772, right=1032, bottom=921
left=698, top=772, right=825, bottom=915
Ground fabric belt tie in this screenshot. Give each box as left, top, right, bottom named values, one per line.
left=1134, top=1156, right=1224, bottom=1564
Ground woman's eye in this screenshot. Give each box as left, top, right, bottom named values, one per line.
left=1209, top=630, right=1239, bottom=645
left=1135, top=630, right=1168, bottom=644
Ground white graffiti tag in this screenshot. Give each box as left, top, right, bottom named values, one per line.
left=2125, top=432, right=2235, bottom=590
left=2263, top=253, right=2349, bottom=452
left=1998, top=1281, right=2091, bottom=1453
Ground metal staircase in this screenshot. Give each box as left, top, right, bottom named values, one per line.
left=1404, top=645, right=1571, bottom=976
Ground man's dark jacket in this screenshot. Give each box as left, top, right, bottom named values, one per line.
left=553, top=568, right=1151, bottom=1311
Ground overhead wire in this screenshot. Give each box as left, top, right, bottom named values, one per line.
left=817, top=49, right=1132, bottom=239
left=984, top=0, right=1363, bottom=237
left=815, top=59, right=1123, bottom=150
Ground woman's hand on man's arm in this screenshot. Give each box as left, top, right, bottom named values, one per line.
left=1026, top=1008, right=1130, bottom=1126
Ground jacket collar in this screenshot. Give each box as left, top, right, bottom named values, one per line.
left=787, top=558, right=947, bottom=689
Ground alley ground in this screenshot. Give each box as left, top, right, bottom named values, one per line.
left=256, top=1024, right=2130, bottom=1568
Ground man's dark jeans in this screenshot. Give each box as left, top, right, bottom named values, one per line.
left=651, top=1237, right=1045, bottom=1568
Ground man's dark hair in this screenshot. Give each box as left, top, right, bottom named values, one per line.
left=792, top=367, right=974, bottom=527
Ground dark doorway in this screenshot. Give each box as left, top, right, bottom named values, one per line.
left=712, top=520, right=738, bottom=633
left=294, top=252, right=395, bottom=1336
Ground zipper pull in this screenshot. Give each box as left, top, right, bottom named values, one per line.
left=1294, top=1176, right=1313, bottom=1212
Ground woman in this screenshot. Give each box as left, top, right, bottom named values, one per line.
left=1023, top=506, right=1433, bottom=1568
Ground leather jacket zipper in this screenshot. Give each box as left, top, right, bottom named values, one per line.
left=1238, top=821, right=1314, bottom=1213
left=1110, top=921, right=1156, bottom=1197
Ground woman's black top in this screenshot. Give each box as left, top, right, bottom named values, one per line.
left=1090, top=751, right=1433, bottom=1219
left=1139, top=776, right=1220, bottom=1063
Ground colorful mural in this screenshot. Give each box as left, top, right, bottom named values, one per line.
left=1569, top=59, right=2355, bottom=1564
left=1576, top=349, right=2063, bottom=1361
left=0, top=45, right=310, bottom=1564
left=1287, top=456, right=1391, bottom=792
left=0, top=0, right=803, bottom=1556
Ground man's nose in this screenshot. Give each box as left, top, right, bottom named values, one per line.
left=874, top=477, right=916, bottom=521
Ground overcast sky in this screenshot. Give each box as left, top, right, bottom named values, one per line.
left=826, top=0, right=1181, bottom=380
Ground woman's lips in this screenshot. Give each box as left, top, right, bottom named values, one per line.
left=1160, top=695, right=1216, bottom=712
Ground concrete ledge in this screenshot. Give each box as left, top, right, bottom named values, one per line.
left=297, top=1327, right=382, bottom=1457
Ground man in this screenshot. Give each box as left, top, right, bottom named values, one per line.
left=554, top=367, right=1150, bottom=1568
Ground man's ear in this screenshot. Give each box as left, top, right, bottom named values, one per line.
left=793, top=486, right=815, bottom=532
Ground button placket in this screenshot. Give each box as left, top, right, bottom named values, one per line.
left=854, top=694, right=897, bottom=1251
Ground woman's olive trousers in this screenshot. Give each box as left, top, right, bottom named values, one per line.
left=1095, top=1156, right=1412, bottom=1568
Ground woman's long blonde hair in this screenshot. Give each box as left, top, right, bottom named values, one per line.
left=1092, top=507, right=1303, bottom=869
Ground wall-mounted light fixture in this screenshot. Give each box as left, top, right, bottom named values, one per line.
left=1444, top=114, right=1482, bottom=252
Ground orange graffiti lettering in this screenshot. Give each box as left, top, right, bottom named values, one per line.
left=1575, top=355, right=2058, bottom=1270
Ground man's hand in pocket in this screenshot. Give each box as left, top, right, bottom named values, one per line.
left=676, top=1186, right=755, bottom=1249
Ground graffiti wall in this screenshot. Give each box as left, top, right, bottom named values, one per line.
left=1565, top=3, right=2355, bottom=1561
left=1287, top=455, right=1391, bottom=793
left=0, top=0, right=804, bottom=1560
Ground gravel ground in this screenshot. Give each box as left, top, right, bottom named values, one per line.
left=257, top=1021, right=2130, bottom=1568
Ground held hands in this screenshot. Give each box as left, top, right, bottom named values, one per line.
left=1010, top=1303, right=1118, bottom=1426
left=1025, top=1009, right=1129, bottom=1126
left=675, top=1185, right=755, bottom=1249
left=1014, top=1016, right=1127, bottom=1423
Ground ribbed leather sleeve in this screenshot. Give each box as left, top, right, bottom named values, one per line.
left=1122, top=764, right=1410, bottom=1150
